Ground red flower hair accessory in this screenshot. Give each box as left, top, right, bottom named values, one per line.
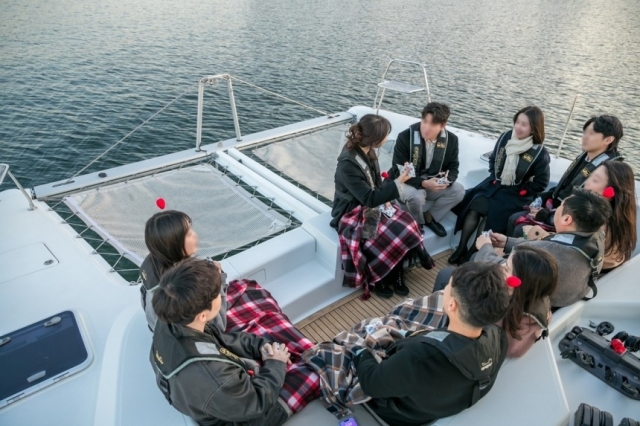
left=611, top=338, right=626, bottom=355
left=603, top=186, right=615, bottom=200
left=506, top=276, right=522, bottom=288
left=155, top=198, right=166, bottom=210
left=381, top=171, right=389, bottom=179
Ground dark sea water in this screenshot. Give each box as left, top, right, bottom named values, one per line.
left=1, top=0, right=640, bottom=190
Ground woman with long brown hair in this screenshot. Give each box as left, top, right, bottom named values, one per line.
left=450, top=106, right=551, bottom=264
left=584, top=161, right=637, bottom=270
left=500, top=245, right=558, bottom=357
left=331, top=114, right=434, bottom=299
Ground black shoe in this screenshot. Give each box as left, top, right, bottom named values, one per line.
left=424, top=220, right=447, bottom=237
left=374, top=281, right=393, bottom=298
left=448, top=246, right=467, bottom=265
left=393, top=271, right=410, bottom=296
left=413, top=245, right=435, bottom=270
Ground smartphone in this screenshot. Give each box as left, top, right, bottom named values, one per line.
left=339, top=418, right=359, bottom=426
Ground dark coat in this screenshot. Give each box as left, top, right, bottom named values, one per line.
left=388, top=124, right=460, bottom=189
left=330, top=146, right=399, bottom=228
left=151, top=322, right=288, bottom=426
left=454, top=130, right=551, bottom=234
left=354, top=327, right=508, bottom=426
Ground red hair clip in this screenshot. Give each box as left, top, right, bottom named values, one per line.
left=381, top=171, right=389, bottom=179
left=506, top=276, right=522, bottom=288
left=155, top=197, right=166, bottom=210
left=603, top=187, right=615, bottom=200
left=611, top=338, right=626, bottom=355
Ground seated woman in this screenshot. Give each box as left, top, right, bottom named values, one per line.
left=525, top=161, right=637, bottom=271
left=434, top=238, right=558, bottom=357
left=330, top=114, right=435, bottom=299
left=140, top=210, right=319, bottom=414
left=449, top=106, right=550, bottom=264
left=140, top=210, right=226, bottom=332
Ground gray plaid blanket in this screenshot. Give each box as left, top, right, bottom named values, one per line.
left=301, top=291, right=449, bottom=417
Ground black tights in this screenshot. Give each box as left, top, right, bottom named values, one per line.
left=458, top=210, right=487, bottom=253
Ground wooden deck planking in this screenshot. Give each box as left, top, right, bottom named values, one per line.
left=296, top=250, right=451, bottom=343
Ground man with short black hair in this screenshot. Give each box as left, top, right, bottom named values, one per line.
left=388, top=102, right=465, bottom=237
left=490, top=189, right=612, bottom=307
left=506, top=115, right=623, bottom=237
left=354, top=262, right=509, bottom=426
left=150, top=258, right=293, bottom=426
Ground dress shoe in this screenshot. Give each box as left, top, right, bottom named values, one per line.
left=374, top=281, right=393, bottom=298
left=424, top=220, right=447, bottom=237
left=448, top=246, right=467, bottom=265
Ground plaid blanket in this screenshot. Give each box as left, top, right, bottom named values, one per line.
left=302, top=291, right=449, bottom=417
left=226, top=279, right=320, bottom=413
left=338, top=205, right=423, bottom=299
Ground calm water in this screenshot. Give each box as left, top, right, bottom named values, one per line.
left=1, top=0, right=640, bottom=190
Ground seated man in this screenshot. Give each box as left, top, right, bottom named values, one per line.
left=150, top=258, right=293, bottom=426
left=490, top=189, right=612, bottom=308
left=354, top=262, right=510, bottom=426
left=388, top=102, right=465, bottom=237
left=506, top=115, right=623, bottom=237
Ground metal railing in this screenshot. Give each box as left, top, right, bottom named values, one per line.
left=373, top=59, right=432, bottom=113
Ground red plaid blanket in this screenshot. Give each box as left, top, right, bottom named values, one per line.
left=338, top=205, right=423, bottom=299
left=226, top=279, right=320, bottom=413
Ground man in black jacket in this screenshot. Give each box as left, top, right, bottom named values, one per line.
left=506, top=115, right=623, bottom=237
left=354, top=262, right=510, bottom=426
left=150, top=258, right=293, bottom=426
left=388, top=102, right=465, bottom=237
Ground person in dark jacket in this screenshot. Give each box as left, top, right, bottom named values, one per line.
left=506, top=115, right=624, bottom=238
left=354, top=262, right=510, bottom=426
left=139, top=210, right=227, bottom=332
left=330, top=114, right=434, bottom=299
left=449, top=106, right=550, bottom=264
left=150, top=258, right=295, bottom=426
left=387, top=102, right=464, bottom=237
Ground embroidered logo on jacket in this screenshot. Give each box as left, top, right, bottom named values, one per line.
left=480, top=358, right=493, bottom=371
left=412, top=146, right=420, bottom=168
left=219, top=347, right=241, bottom=361
left=436, top=142, right=446, bottom=149
left=141, top=270, right=147, bottom=281
left=581, top=168, right=590, bottom=177
left=155, top=350, right=164, bottom=365
left=522, top=153, right=533, bottom=162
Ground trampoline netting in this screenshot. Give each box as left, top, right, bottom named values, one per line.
left=250, top=122, right=394, bottom=201
left=63, top=164, right=291, bottom=264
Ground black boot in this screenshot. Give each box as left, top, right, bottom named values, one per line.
left=393, top=263, right=409, bottom=296
left=448, top=245, right=467, bottom=265
left=414, top=245, right=435, bottom=270
left=374, top=280, right=393, bottom=298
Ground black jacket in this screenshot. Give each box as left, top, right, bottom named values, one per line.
left=388, top=124, right=460, bottom=189
left=354, top=326, right=508, bottom=426
left=330, top=146, right=399, bottom=228
left=454, top=130, right=551, bottom=234
left=540, top=149, right=622, bottom=207
left=150, top=322, right=288, bottom=426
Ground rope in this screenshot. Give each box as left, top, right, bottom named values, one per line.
left=65, top=85, right=194, bottom=182
left=229, top=76, right=330, bottom=117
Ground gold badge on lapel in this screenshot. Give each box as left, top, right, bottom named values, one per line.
left=582, top=168, right=590, bottom=177
left=220, top=347, right=241, bottom=361
left=436, top=142, right=446, bottom=149
left=522, top=153, right=533, bottom=162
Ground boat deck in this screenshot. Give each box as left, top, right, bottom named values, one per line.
left=296, top=250, right=451, bottom=342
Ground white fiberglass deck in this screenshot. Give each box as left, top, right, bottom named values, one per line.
left=1, top=106, right=639, bottom=426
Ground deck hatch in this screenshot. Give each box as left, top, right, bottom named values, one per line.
left=0, top=311, right=92, bottom=408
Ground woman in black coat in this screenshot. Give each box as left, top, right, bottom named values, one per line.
left=331, top=114, right=434, bottom=299
left=449, top=106, right=550, bottom=264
